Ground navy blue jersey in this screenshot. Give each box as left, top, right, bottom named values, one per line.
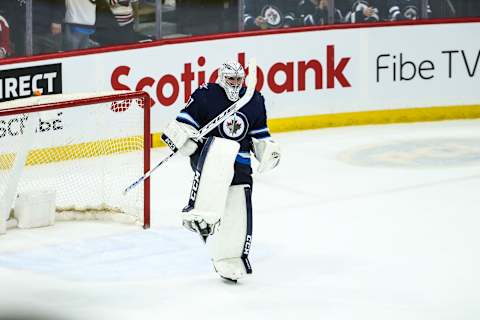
left=297, top=0, right=344, bottom=25
left=387, top=0, right=430, bottom=21
left=176, top=83, right=271, bottom=185
left=344, top=0, right=385, bottom=22
left=243, top=0, right=298, bottom=30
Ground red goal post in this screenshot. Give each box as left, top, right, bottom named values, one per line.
left=0, top=91, right=151, bottom=230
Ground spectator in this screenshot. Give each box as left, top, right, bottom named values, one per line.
left=64, top=0, right=98, bottom=50
left=0, top=1, right=25, bottom=56
left=1, top=0, right=64, bottom=56
left=95, top=0, right=145, bottom=46
left=343, top=0, right=385, bottom=23
left=33, top=0, right=65, bottom=54
left=243, top=0, right=298, bottom=31
left=387, top=0, right=431, bottom=21
left=0, top=14, right=11, bottom=58
left=298, top=0, right=344, bottom=26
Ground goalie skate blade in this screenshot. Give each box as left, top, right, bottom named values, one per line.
left=220, top=276, right=238, bottom=284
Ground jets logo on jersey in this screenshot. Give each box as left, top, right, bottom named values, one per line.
left=261, top=5, right=283, bottom=28
left=14, top=0, right=26, bottom=6
left=220, top=112, right=249, bottom=141
left=403, top=6, right=418, bottom=20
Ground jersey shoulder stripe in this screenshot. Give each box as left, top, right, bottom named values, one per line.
left=176, top=112, right=200, bottom=129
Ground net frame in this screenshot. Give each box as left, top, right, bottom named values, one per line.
left=0, top=91, right=151, bottom=229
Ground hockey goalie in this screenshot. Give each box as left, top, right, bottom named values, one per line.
left=161, top=60, right=281, bottom=282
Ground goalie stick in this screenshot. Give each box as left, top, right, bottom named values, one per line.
left=123, top=58, right=257, bottom=195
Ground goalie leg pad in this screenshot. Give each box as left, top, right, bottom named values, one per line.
left=208, top=185, right=253, bottom=280
left=182, top=137, right=240, bottom=232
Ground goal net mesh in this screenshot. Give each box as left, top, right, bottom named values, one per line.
left=0, top=91, right=150, bottom=228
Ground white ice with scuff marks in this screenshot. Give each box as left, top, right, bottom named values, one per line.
left=0, top=120, right=479, bottom=320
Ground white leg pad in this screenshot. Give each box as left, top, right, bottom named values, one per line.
left=183, top=137, right=240, bottom=225
left=207, top=185, right=253, bottom=280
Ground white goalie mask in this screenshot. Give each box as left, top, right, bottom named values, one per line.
left=218, top=61, right=245, bottom=101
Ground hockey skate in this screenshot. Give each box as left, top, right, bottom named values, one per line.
left=213, top=258, right=246, bottom=283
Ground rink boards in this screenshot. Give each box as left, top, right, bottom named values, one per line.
left=0, top=19, right=479, bottom=148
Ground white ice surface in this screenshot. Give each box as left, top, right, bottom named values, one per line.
left=1, top=120, right=479, bottom=320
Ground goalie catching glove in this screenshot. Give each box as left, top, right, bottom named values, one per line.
left=252, top=138, right=281, bottom=173
left=161, top=120, right=199, bottom=157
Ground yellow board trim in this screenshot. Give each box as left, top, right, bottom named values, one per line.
left=0, top=136, right=143, bottom=170
left=268, top=105, right=480, bottom=133
left=2, top=105, right=477, bottom=166
left=151, top=104, right=480, bottom=148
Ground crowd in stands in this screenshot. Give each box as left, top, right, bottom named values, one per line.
left=0, top=0, right=147, bottom=58
left=0, top=0, right=479, bottom=58
left=244, top=0, right=458, bottom=30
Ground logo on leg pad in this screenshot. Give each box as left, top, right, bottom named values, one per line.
left=243, top=235, right=252, bottom=255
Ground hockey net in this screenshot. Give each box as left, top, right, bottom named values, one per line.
left=0, top=91, right=151, bottom=230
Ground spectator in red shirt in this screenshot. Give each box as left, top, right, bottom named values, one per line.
left=0, top=14, right=11, bottom=58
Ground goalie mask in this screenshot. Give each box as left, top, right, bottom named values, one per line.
left=218, top=61, right=245, bottom=102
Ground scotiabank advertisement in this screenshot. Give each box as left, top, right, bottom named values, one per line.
left=0, top=21, right=479, bottom=132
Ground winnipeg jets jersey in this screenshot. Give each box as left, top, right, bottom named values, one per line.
left=243, top=0, right=297, bottom=30
left=344, top=0, right=384, bottom=22
left=297, top=0, right=344, bottom=25
left=387, top=0, right=430, bottom=21
left=176, top=83, right=271, bottom=184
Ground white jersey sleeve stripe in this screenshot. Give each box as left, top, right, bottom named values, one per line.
left=238, top=152, right=251, bottom=159
left=176, top=112, right=200, bottom=129
left=249, top=127, right=269, bottom=135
